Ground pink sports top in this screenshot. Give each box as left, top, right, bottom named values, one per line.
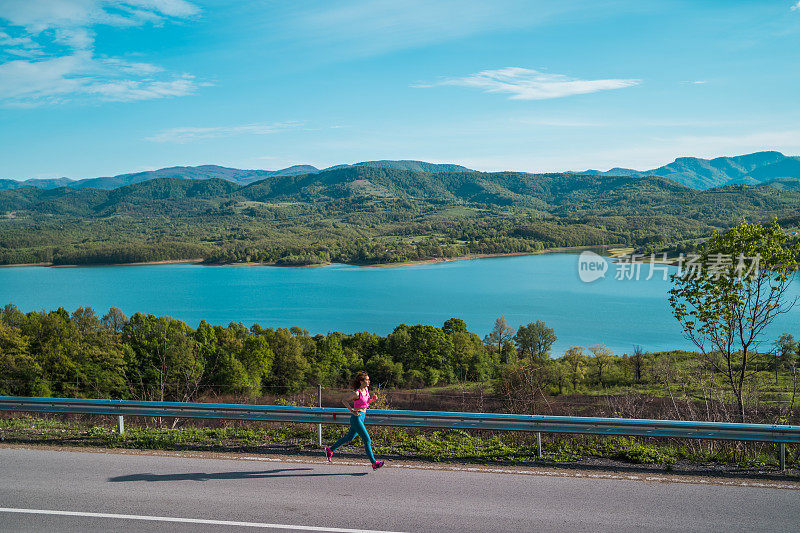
left=353, top=388, right=375, bottom=410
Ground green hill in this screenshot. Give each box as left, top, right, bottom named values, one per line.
left=1, top=166, right=799, bottom=266
left=579, top=151, right=800, bottom=189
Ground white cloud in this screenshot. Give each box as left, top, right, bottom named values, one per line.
left=53, top=27, right=95, bottom=50
left=84, top=74, right=199, bottom=101
left=0, top=1, right=199, bottom=41
left=415, top=67, right=640, bottom=100
left=0, top=0, right=202, bottom=106
left=792, top=2, right=800, bottom=11
left=146, top=122, right=303, bottom=143
left=0, top=30, right=38, bottom=48
left=0, top=52, right=200, bottom=105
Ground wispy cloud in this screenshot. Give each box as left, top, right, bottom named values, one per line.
left=681, top=80, right=707, bottom=85
left=146, top=122, right=303, bottom=143
left=415, top=67, right=640, bottom=100
left=0, top=52, right=203, bottom=106
left=0, top=1, right=203, bottom=106
left=792, top=2, right=800, bottom=11
left=511, top=117, right=607, bottom=127
left=274, top=1, right=594, bottom=61
left=0, top=1, right=198, bottom=43
left=0, top=30, right=39, bottom=50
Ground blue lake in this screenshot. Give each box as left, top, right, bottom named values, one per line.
left=1, top=253, right=798, bottom=355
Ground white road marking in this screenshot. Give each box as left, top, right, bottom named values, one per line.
left=0, top=507, right=404, bottom=532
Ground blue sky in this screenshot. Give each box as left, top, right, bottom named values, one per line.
left=1, top=0, right=799, bottom=180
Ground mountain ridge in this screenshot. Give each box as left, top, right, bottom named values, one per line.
left=0, top=166, right=774, bottom=218
left=2, top=166, right=799, bottom=267
left=0, top=160, right=473, bottom=191
left=575, top=151, right=800, bottom=189
left=3, top=151, right=800, bottom=192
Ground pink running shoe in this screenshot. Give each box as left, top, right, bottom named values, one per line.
left=325, top=447, right=333, bottom=462
left=372, top=460, right=384, bottom=470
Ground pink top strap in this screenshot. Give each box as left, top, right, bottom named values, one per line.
left=353, top=388, right=370, bottom=410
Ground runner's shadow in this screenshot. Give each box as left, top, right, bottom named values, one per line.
left=109, top=467, right=368, bottom=482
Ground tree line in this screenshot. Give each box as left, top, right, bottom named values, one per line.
left=2, top=302, right=799, bottom=424
left=0, top=303, right=675, bottom=401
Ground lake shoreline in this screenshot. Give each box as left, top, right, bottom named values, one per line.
left=360, top=244, right=624, bottom=268
left=0, top=244, right=624, bottom=269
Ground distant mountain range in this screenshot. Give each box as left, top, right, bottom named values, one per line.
left=576, top=151, right=800, bottom=189
left=3, top=163, right=799, bottom=267
left=4, top=165, right=799, bottom=220
left=2, top=152, right=800, bottom=192
left=0, top=160, right=472, bottom=191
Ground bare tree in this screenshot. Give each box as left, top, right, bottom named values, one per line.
left=632, top=345, right=645, bottom=383
left=669, top=220, right=798, bottom=422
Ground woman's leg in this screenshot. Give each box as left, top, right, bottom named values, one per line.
left=353, top=412, right=377, bottom=464
left=330, top=416, right=358, bottom=452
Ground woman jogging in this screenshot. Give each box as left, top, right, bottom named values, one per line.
left=325, top=371, right=384, bottom=470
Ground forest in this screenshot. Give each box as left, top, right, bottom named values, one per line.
left=1, top=167, right=799, bottom=266
left=2, top=303, right=797, bottom=426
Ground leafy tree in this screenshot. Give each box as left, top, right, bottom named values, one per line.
left=669, top=219, right=799, bottom=421
left=101, top=307, right=128, bottom=334
left=514, top=321, right=557, bottom=360
left=774, top=333, right=798, bottom=383
left=484, top=316, right=514, bottom=362
left=261, top=328, right=310, bottom=392
left=387, top=324, right=454, bottom=383
left=442, top=318, right=468, bottom=334
left=563, top=346, right=588, bottom=391
left=238, top=335, right=274, bottom=393
left=313, top=332, right=348, bottom=386
left=123, top=313, right=204, bottom=402
left=0, top=304, right=26, bottom=328
left=72, top=307, right=100, bottom=334
left=550, top=358, right=569, bottom=395
left=342, top=331, right=381, bottom=364
left=589, top=344, right=614, bottom=387
left=0, top=322, right=48, bottom=396
left=210, top=323, right=263, bottom=395
left=404, top=369, right=426, bottom=388
left=365, top=354, right=403, bottom=387
left=450, top=330, right=490, bottom=382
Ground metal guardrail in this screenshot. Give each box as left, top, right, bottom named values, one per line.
left=0, top=396, right=797, bottom=468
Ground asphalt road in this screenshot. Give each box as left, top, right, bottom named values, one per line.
left=0, top=447, right=798, bottom=532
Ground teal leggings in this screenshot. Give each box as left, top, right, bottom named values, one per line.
left=330, top=412, right=376, bottom=464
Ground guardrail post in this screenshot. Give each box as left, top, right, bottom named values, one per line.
left=537, top=432, right=542, bottom=458
left=117, top=415, right=124, bottom=435
left=779, top=443, right=786, bottom=471
left=317, top=385, right=323, bottom=447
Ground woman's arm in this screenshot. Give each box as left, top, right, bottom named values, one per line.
left=341, top=391, right=360, bottom=415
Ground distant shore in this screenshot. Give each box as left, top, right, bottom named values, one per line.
left=0, top=258, right=204, bottom=268
left=0, top=245, right=625, bottom=269
left=361, top=245, right=624, bottom=268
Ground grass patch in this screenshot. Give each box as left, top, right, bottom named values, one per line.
left=2, top=415, right=795, bottom=471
